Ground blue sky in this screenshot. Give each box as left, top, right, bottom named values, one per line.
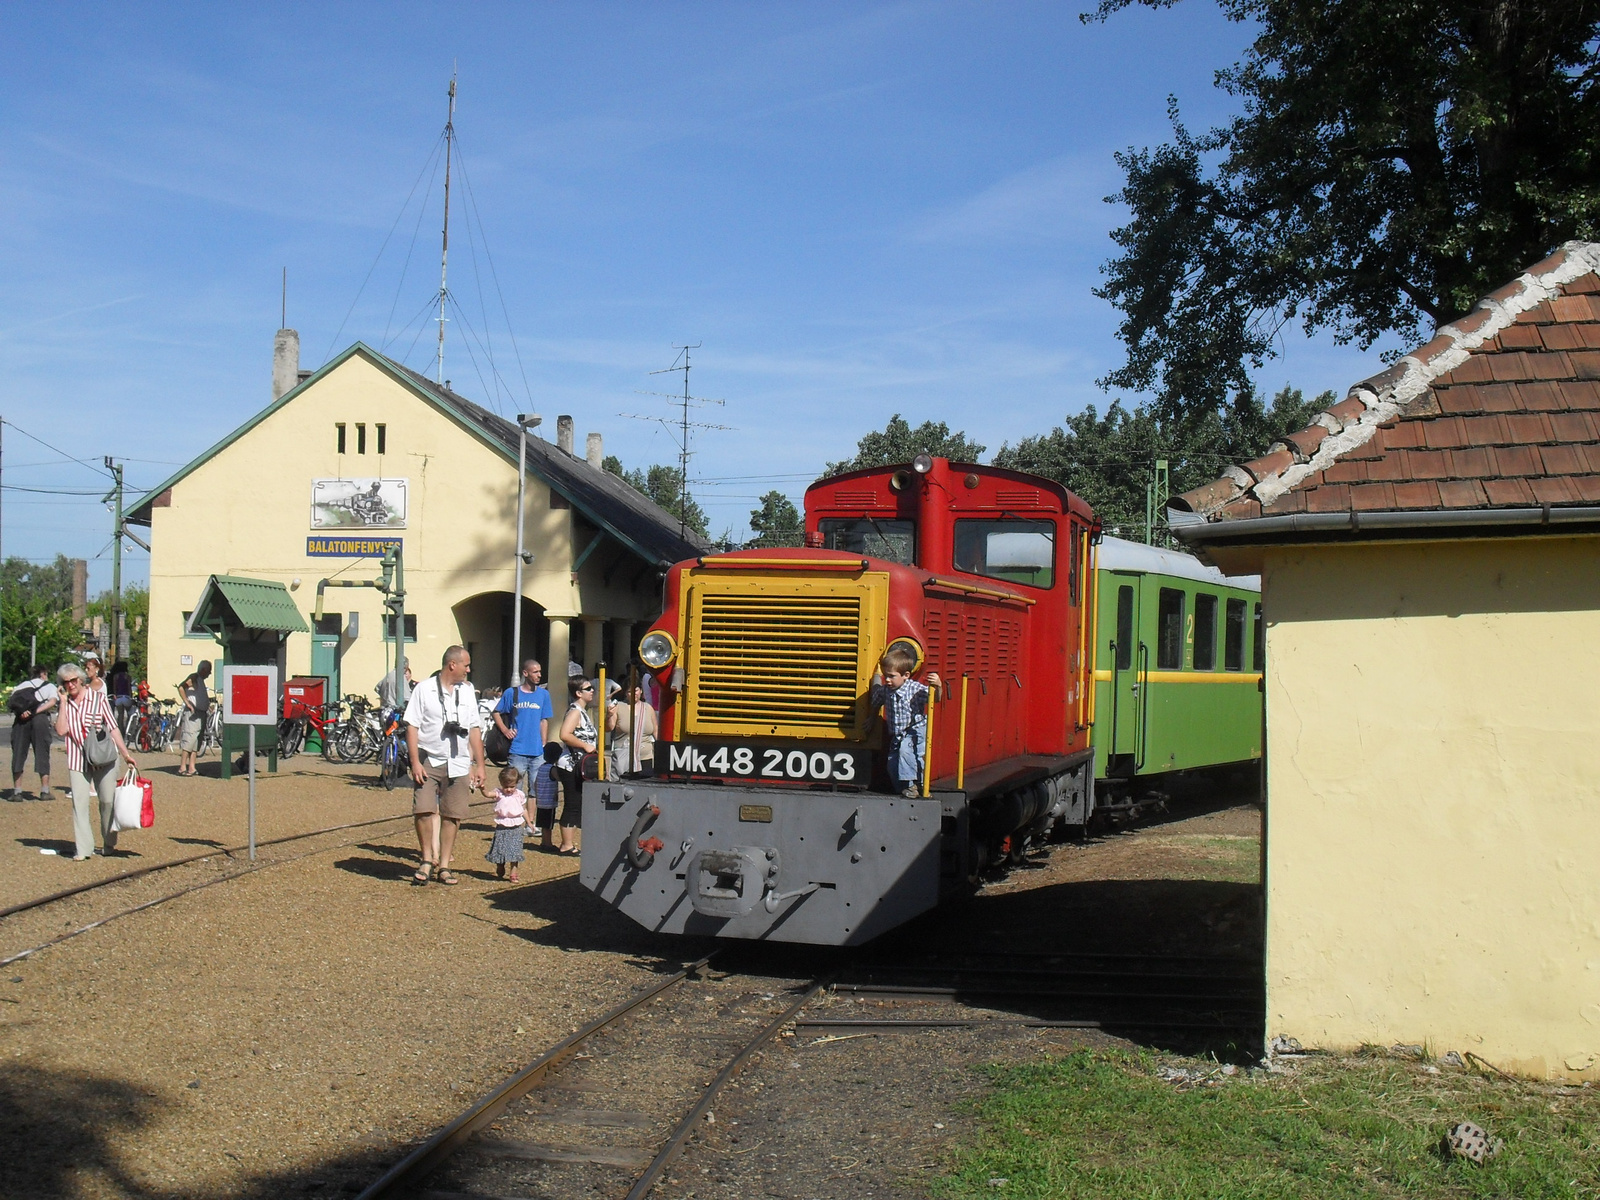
left=1, top=1, right=1386, bottom=592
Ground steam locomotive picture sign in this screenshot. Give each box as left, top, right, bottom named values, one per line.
left=654, top=740, right=874, bottom=786
left=311, top=478, right=408, bottom=528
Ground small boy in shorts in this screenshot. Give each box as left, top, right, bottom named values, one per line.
left=531, top=742, right=562, bottom=850
left=869, top=646, right=941, bottom=797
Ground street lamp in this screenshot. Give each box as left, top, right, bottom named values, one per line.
left=511, top=413, right=542, bottom=684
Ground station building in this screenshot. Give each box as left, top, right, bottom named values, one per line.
left=1172, top=240, right=1600, bottom=1080
left=129, top=335, right=707, bottom=699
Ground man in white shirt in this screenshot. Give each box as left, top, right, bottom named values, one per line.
left=403, top=645, right=484, bottom=885
left=8, top=664, right=59, bottom=801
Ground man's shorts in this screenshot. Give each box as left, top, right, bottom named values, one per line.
left=412, top=763, right=474, bottom=820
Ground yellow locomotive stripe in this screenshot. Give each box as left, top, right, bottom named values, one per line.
left=1093, top=670, right=1263, bottom=683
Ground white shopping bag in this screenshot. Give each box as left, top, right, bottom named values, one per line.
left=111, top=767, right=144, bottom=832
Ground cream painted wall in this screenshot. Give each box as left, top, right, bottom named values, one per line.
left=146, top=353, right=659, bottom=698
left=1262, top=535, right=1600, bottom=1079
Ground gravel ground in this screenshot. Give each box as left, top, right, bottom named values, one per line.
left=0, top=763, right=1261, bottom=1199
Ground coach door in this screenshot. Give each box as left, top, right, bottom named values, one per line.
left=1106, top=573, right=1145, bottom=771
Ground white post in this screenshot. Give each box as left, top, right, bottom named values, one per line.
left=247, top=723, right=257, bottom=861
left=511, top=414, right=539, bottom=686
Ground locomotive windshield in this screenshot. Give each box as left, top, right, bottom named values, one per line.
left=817, top=518, right=916, bottom=565
left=954, top=519, right=1055, bottom=588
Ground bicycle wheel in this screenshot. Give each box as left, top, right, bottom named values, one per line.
left=277, top=717, right=305, bottom=759
left=379, top=736, right=407, bottom=790
left=334, top=721, right=368, bottom=763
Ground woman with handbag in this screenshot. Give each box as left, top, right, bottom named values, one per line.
left=54, top=662, right=138, bottom=861
left=554, top=676, right=602, bottom=857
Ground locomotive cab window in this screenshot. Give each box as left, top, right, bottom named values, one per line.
left=1115, top=585, right=1134, bottom=670
left=1157, top=588, right=1184, bottom=670
left=1193, top=593, right=1218, bottom=670
left=1225, top=598, right=1246, bottom=670
left=817, top=518, right=916, bottom=565
left=953, top=519, right=1055, bottom=588
left=1253, top=603, right=1264, bottom=671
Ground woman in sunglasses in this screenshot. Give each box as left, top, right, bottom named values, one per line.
left=53, top=662, right=137, bottom=860
left=554, top=677, right=600, bottom=856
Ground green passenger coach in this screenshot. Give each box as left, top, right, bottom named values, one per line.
left=1091, top=536, right=1263, bottom=819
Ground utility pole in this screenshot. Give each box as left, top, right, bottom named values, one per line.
left=103, top=456, right=124, bottom=660
left=0, top=419, right=5, bottom=680
left=629, top=346, right=732, bottom=540
left=436, top=71, right=457, bottom=385
left=1145, top=459, right=1170, bottom=547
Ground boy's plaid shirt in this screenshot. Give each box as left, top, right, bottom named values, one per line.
left=883, top=678, right=929, bottom=740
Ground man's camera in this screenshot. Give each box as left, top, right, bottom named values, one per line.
left=443, top=721, right=471, bottom=738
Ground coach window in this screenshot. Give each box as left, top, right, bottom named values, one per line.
left=1225, top=598, right=1246, bottom=671
left=1252, top=603, right=1264, bottom=671
left=1157, top=588, right=1184, bottom=670
left=1115, top=585, right=1134, bottom=670
left=1193, top=593, right=1218, bottom=670
left=953, top=519, right=1055, bottom=588
left=817, top=518, right=916, bottom=565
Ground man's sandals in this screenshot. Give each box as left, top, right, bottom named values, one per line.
left=434, top=868, right=459, bottom=885
left=413, top=862, right=434, bottom=885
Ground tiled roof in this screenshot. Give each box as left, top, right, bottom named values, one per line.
left=1172, top=241, right=1600, bottom=523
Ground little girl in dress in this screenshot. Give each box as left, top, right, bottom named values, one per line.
left=484, top=765, right=528, bottom=882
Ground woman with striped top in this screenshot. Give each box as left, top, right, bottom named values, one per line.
left=53, top=662, right=138, bottom=861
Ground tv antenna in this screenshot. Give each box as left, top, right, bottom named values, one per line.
left=435, top=68, right=457, bottom=385
left=623, top=344, right=734, bottom=539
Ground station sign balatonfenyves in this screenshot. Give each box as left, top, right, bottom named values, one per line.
left=306, top=536, right=403, bottom=558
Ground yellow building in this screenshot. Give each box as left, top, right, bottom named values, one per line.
left=1171, top=241, right=1600, bottom=1079
left=129, top=338, right=707, bottom=700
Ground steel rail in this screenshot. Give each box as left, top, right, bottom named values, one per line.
left=0, top=808, right=444, bottom=921
left=353, top=954, right=721, bottom=1200
left=623, top=980, right=826, bottom=1200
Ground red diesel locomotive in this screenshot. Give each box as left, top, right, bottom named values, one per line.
left=579, top=455, right=1101, bottom=945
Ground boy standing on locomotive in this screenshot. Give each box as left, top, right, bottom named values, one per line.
left=869, top=646, right=941, bottom=798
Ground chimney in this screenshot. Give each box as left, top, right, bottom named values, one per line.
left=586, top=432, right=603, bottom=469
left=557, top=415, right=574, bottom=455
left=273, top=328, right=300, bottom=400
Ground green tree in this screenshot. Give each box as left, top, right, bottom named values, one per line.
left=604, top=456, right=709, bottom=540
left=85, top=585, right=149, bottom=681
left=0, top=555, right=88, bottom=683
left=993, top=385, right=1330, bottom=537
left=1090, top=0, right=1600, bottom=420
left=823, top=414, right=987, bottom=478
left=747, top=491, right=803, bottom=548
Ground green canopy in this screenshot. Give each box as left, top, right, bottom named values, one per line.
left=185, top=576, right=309, bottom=639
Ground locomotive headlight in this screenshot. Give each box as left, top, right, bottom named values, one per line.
left=887, top=637, right=925, bottom=672
left=912, top=453, right=934, bottom=474
left=639, top=631, right=677, bottom=669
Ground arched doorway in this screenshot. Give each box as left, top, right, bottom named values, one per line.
left=450, top=593, right=547, bottom=691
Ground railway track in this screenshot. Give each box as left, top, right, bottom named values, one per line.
left=356, top=951, right=825, bottom=1200
left=353, top=944, right=1262, bottom=1199
left=0, top=804, right=495, bottom=967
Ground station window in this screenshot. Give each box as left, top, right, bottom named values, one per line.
left=1225, top=598, right=1246, bottom=671
left=818, top=517, right=916, bottom=566
left=180, top=610, right=210, bottom=639
left=384, top=614, right=418, bottom=643
left=1157, top=588, right=1184, bottom=670
left=953, top=519, right=1055, bottom=588
left=1193, top=593, right=1217, bottom=670
left=336, top=423, right=346, bottom=454
left=1114, top=585, right=1134, bottom=670
left=376, top=423, right=387, bottom=454
left=1252, top=603, right=1264, bottom=671
left=356, top=423, right=367, bottom=454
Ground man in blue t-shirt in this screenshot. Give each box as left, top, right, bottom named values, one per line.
left=493, top=658, right=554, bottom=793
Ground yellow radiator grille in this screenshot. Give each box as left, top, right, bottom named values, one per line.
left=681, top=572, right=888, bottom=739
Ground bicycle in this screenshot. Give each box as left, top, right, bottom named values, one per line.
left=333, top=695, right=383, bottom=763
left=198, top=705, right=224, bottom=757
left=277, top=700, right=349, bottom=761
left=377, top=710, right=409, bottom=790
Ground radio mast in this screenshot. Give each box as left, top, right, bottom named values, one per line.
left=435, top=71, right=457, bottom=385
left=626, top=345, right=733, bottom=540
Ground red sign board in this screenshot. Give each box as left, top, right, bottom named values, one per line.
left=222, top=666, right=280, bottom=726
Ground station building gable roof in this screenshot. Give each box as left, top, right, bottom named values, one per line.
left=1171, top=241, right=1600, bottom=529
left=129, top=342, right=711, bottom=569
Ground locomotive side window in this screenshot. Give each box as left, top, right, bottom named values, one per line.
left=1068, top=524, right=1079, bottom=602
left=1225, top=597, right=1246, bottom=670
left=817, top=518, right=916, bottom=565
left=1115, top=585, right=1134, bottom=670
left=953, top=519, right=1055, bottom=588
left=1157, top=588, right=1184, bottom=670
left=1252, top=603, right=1264, bottom=671
left=1193, top=593, right=1217, bottom=670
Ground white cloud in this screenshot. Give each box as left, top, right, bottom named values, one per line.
left=908, top=156, right=1117, bottom=245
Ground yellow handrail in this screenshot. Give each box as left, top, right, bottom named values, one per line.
left=696, top=556, right=868, bottom=570
left=1086, top=533, right=1100, bottom=727
left=922, top=576, right=1037, bottom=607
left=1076, top=527, right=1089, bottom=730
left=921, top=683, right=936, bottom=799
left=597, top=665, right=607, bottom=781
left=957, top=675, right=969, bottom=791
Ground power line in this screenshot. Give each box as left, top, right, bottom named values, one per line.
left=2, top=419, right=113, bottom=481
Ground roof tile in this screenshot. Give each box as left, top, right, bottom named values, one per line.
left=1491, top=445, right=1541, bottom=476
left=1262, top=488, right=1306, bottom=514
left=1325, top=397, right=1368, bottom=427
left=1530, top=351, right=1576, bottom=380
left=1563, top=270, right=1600, bottom=294
left=1571, top=350, right=1600, bottom=380
left=1377, top=420, right=1427, bottom=449
left=1517, top=381, right=1568, bottom=411
left=1460, top=415, right=1509, bottom=446
left=1409, top=333, right=1459, bottom=367
left=1439, top=354, right=1493, bottom=384
left=1489, top=352, right=1535, bottom=381
left=1530, top=476, right=1581, bottom=504
left=1240, top=449, right=1295, bottom=482
left=1575, top=475, right=1600, bottom=502
left=1349, top=482, right=1397, bottom=510
left=1438, top=479, right=1489, bottom=508
left=1505, top=413, right=1554, bottom=443
left=1443, top=308, right=1497, bottom=339
left=1322, top=460, right=1368, bottom=484
left=1450, top=447, right=1493, bottom=477
left=1539, top=445, right=1584, bottom=475
left=1392, top=481, right=1441, bottom=508
left=1407, top=449, right=1451, bottom=479
left=1549, top=413, right=1595, bottom=442
left=1563, top=381, right=1600, bottom=409
left=1282, top=425, right=1329, bottom=459
left=1496, top=324, right=1544, bottom=350
left=1305, top=484, right=1350, bottom=513
left=1423, top=418, right=1469, bottom=449
left=1551, top=295, right=1600, bottom=322
left=1483, top=477, right=1535, bottom=505
left=1219, top=496, right=1263, bottom=520
left=1579, top=443, right=1600, bottom=473
left=1517, top=299, right=1558, bottom=324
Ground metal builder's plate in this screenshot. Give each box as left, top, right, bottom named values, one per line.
left=579, top=781, right=942, bottom=946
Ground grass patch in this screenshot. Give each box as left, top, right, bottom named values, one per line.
left=1136, top=833, right=1260, bottom=883
left=935, top=1050, right=1599, bottom=1198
